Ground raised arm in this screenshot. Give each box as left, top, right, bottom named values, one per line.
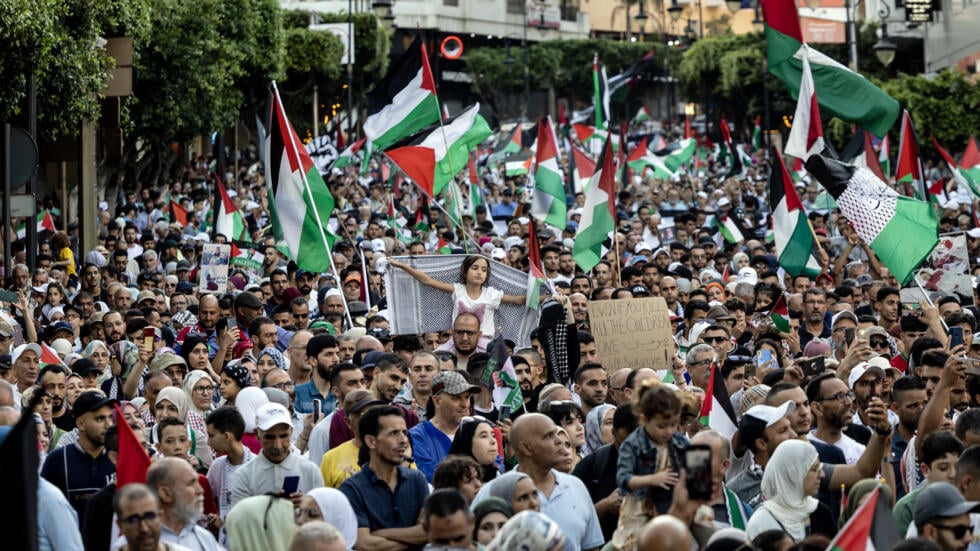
left=387, top=259, right=454, bottom=294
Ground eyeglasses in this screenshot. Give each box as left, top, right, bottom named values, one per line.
left=273, top=381, right=295, bottom=391
left=931, top=523, right=974, bottom=539
left=702, top=336, right=729, bottom=344
left=689, top=359, right=712, bottom=367
left=453, top=329, right=478, bottom=337
left=119, top=511, right=160, bottom=527
left=194, top=385, right=215, bottom=394
left=869, top=338, right=889, bottom=348
left=817, top=391, right=854, bottom=403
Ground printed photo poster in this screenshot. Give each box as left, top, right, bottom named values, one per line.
left=199, top=244, right=231, bottom=294
left=906, top=232, right=974, bottom=306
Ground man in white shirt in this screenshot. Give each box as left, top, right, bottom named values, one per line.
left=231, top=402, right=323, bottom=506
left=146, top=458, right=219, bottom=551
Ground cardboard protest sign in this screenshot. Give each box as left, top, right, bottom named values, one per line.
left=589, top=296, right=675, bottom=372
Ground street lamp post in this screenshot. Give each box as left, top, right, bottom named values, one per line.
left=872, top=1, right=897, bottom=67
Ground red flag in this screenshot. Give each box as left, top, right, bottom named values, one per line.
left=114, top=403, right=151, bottom=488
left=336, top=125, right=345, bottom=150
left=38, top=343, right=61, bottom=366
left=684, top=114, right=692, bottom=140
left=527, top=218, right=546, bottom=280
left=964, top=136, right=980, bottom=168
left=169, top=200, right=188, bottom=226
left=862, top=131, right=886, bottom=182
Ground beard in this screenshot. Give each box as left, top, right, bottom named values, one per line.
left=316, top=362, right=331, bottom=381
left=172, top=496, right=204, bottom=525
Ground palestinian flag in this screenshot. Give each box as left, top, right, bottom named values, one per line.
left=531, top=119, right=566, bottom=228
left=762, top=0, right=899, bottom=137
left=267, top=84, right=338, bottom=273
left=789, top=155, right=806, bottom=182
left=896, top=110, right=928, bottom=202
left=805, top=153, right=938, bottom=286
left=573, top=136, right=617, bottom=272
left=486, top=334, right=524, bottom=416
left=698, top=363, right=737, bottom=439
left=593, top=52, right=610, bottom=130
left=841, top=131, right=886, bottom=182
left=655, top=138, right=697, bottom=173
left=503, top=152, right=533, bottom=177
left=489, top=125, right=522, bottom=164
left=878, top=133, right=891, bottom=181
left=572, top=123, right=619, bottom=153
left=752, top=115, right=763, bottom=150
left=332, top=138, right=367, bottom=169
left=767, top=293, right=790, bottom=333
left=718, top=212, right=745, bottom=244
left=932, top=136, right=980, bottom=198
left=385, top=103, right=492, bottom=197
left=784, top=46, right=825, bottom=161
left=609, top=49, right=654, bottom=103
left=962, top=136, right=980, bottom=186
left=214, top=177, right=247, bottom=241
left=770, top=148, right=822, bottom=277
left=363, top=35, right=441, bottom=150
left=526, top=219, right=547, bottom=310
left=827, top=486, right=899, bottom=551
left=169, top=200, right=187, bottom=226
left=521, top=122, right=540, bottom=156
left=570, top=145, right=596, bottom=193
left=436, top=238, right=452, bottom=254
left=627, top=138, right=674, bottom=180
left=720, top=119, right=746, bottom=180
left=632, top=106, right=652, bottom=126
left=114, top=403, right=151, bottom=488
left=38, top=342, right=62, bottom=367
left=15, top=211, right=56, bottom=239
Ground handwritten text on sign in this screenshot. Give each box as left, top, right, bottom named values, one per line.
left=589, top=297, right=674, bottom=373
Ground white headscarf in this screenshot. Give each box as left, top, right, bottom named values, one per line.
left=307, top=488, right=358, bottom=549
left=759, top=439, right=820, bottom=541
left=235, top=387, right=269, bottom=434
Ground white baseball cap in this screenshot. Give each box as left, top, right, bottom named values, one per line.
left=255, top=403, right=293, bottom=431
left=737, top=267, right=758, bottom=285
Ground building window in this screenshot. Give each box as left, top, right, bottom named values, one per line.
left=507, top=0, right=523, bottom=14
left=445, top=0, right=459, bottom=5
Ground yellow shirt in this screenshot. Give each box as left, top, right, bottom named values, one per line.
left=320, top=440, right=360, bottom=488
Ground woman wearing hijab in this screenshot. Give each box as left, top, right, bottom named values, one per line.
left=746, top=440, right=834, bottom=541
left=82, top=340, right=111, bottom=383
left=219, top=360, right=252, bottom=406
left=487, top=470, right=541, bottom=513
left=183, top=370, right=217, bottom=419
left=447, top=417, right=500, bottom=483
left=181, top=335, right=219, bottom=383
left=226, top=495, right=294, bottom=551
left=839, top=479, right=892, bottom=529
left=583, top=403, right=615, bottom=456
left=152, top=387, right=213, bottom=470
left=297, top=488, right=358, bottom=549
left=256, top=347, right=286, bottom=382
left=473, top=498, right=513, bottom=547
left=488, top=511, right=564, bottom=551
left=234, top=387, right=269, bottom=454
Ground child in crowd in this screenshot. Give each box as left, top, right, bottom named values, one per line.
left=613, top=382, right=687, bottom=548
left=206, top=407, right=255, bottom=545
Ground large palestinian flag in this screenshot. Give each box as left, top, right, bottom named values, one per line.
left=805, top=153, right=937, bottom=286
left=762, top=0, right=899, bottom=136
left=363, top=36, right=441, bottom=150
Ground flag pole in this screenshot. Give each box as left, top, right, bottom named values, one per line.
left=271, top=81, right=354, bottom=331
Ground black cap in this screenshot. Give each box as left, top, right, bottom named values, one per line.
left=630, top=285, right=650, bottom=297
left=73, top=391, right=114, bottom=417
left=366, top=327, right=391, bottom=342
left=73, top=358, right=100, bottom=376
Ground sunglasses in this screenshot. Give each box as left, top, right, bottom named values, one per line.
left=931, top=523, right=974, bottom=539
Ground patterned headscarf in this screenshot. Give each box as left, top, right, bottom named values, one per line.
left=257, top=347, right=285, bottom=371
left=224, top=360, right=252, bottom=390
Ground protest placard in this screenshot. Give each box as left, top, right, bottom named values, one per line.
left=588, top=296, right=674, bottom=372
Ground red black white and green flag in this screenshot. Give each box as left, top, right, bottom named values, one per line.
left=214, top=176, right=247, bottom=241
left=828, top=486, right=899, bottom=551
left=267, top=83, right=338, bottom=273
left=16, top=211, right=56, bottom=239
left=572, top=136, right=617, bottom=272
left=762, top=0, right=899, bottom=137
left=783, top=45, right=825, bottom=161
left=569, top=145, right=596, bottom=194
left=962, top=136, right=980, bottom=187
left=896, top=110, right=928, bottom=202
left=363, top=35, right=441, bottom=151
left=526, top=219, right=547, bottom=310
left=698, top=363, right=737, bottom=439
left=385, top=104, right=492, bottom=197
left=932, top=136, right=980, bottom=199
left=489, top=125, right=522, bottom=165
left=770, top=148, right=823, bottom=277
left=767, top=293, right=790, bottom=333
left=531, top=118, right=567, bottom=229
left=805, top=153, right=938, bottom=286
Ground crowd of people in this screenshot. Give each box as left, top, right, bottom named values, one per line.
left=4, top=148, right=980, bottom=551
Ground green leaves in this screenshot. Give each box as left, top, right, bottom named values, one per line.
left=882, top=70, right=980, bottom=155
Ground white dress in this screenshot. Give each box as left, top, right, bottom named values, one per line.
left=452, top=283, right=504, bottom=337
